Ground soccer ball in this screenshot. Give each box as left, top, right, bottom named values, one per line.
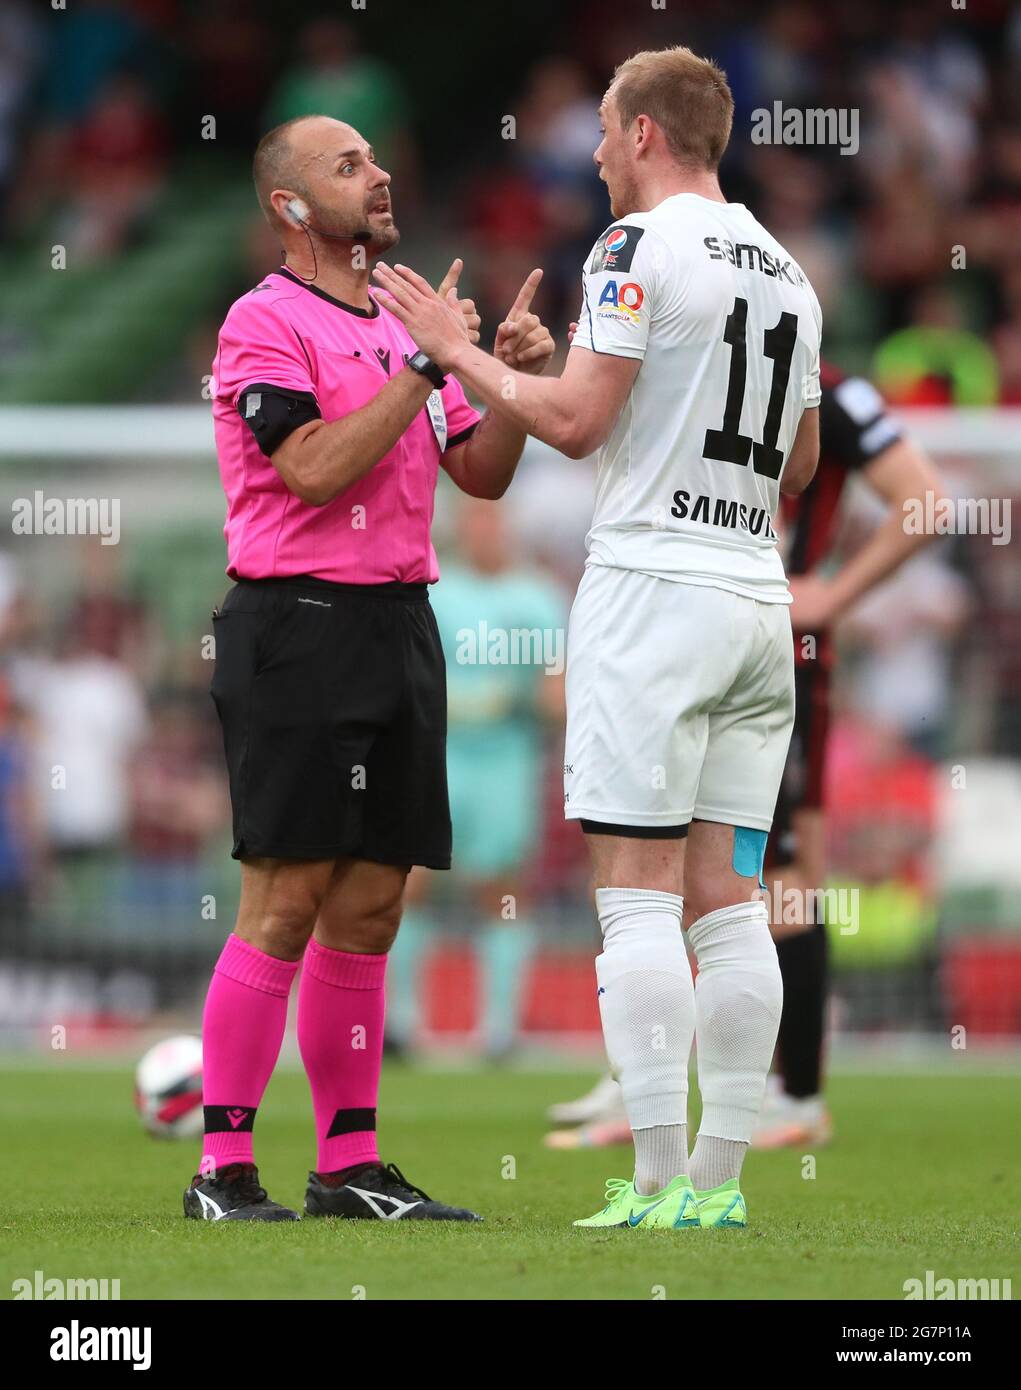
left=134, top=1034, right=204, bottom=1139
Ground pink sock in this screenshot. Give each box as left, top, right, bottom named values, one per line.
left=298, top=938, right=387, bottom=1174
left=200, top=934, right=300, bottom=1172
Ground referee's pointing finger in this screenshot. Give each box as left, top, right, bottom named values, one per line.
left=436, top=257, right=463, bottom=299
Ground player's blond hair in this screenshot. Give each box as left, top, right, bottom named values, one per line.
left=609, top=46, right=733, bottom=170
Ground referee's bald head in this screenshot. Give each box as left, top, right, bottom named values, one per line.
left=253, top=114, right=397, bottom=252
left=253, top=115, right=353, bottom=227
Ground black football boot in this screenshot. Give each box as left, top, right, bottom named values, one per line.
left=183, top=1162, right=300, bottom=1221
left=305, top=1161, right=481, bottom=1222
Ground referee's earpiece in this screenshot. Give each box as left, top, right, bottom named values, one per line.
left=282, top=195, right=318, bottom=283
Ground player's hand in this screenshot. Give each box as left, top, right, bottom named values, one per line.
left=373, top=261, right=471, bottom=368
left=437, top=258, right=481, bottom=344
left=494, top=269, right=554, bottom=375
left=567, top=320, right=578, bottom=344
left=788, top=573, right=841, bottom=631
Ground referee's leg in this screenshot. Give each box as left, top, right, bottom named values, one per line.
left=296, top=856, right=408, bottom=1177
left=196, top=855, right=338, bottom=1188
left=191, top=852, right=407, bottom=1218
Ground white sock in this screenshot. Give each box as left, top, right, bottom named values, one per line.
left=687, top=1134, right=747, bottom=1190
left=594, top=887, right=693, bottom=1194
left=687, top=900, right=782, bottom=1185
left=632, top=1123, right=688, bottom=1196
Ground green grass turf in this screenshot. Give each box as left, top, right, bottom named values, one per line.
left=2, top=1062, right=1019, bottom=1300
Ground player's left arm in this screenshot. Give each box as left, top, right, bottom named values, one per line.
left=818, top=436, right=948, bottom=619
left=791, top=374, right=949, bottom=631
left=374, top=261, right=640, bottom=459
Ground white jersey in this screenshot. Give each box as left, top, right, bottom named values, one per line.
left=573, top=193, right=822, bottom=603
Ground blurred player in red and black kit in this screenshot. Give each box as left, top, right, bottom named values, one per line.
left=546, top=364, right=945, bottom=1150
left=754, top=364, right=944, bottom=1146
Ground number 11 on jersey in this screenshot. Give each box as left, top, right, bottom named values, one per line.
left=703, top=296, right=799, bottom=480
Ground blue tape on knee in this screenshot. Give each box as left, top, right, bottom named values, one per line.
left=733, top=826, right=767, bottom=887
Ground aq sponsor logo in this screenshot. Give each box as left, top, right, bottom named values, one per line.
left=596, top=279, right=645, bottom=325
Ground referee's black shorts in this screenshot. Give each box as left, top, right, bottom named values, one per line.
left=210, top=576, right=450, bottom=869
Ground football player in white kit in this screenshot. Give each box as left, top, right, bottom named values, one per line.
left=373, top=45, right=822, bottom=1230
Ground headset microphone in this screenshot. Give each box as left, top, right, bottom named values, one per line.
left=282, top=197, right=377, bottom=284
left=285, top=197, right=370, bottom=242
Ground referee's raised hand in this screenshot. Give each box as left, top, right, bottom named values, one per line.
left=373, top=260, right=473, bottom=367
left=437, top=258, right=481, bottom=345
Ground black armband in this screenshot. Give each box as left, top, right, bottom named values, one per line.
left=445, top=421, right=479, bottom=452
left=238, top=383, right=321, bottom=456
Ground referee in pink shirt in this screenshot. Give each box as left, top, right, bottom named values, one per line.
left=185, top=115, right=554, bottom=1224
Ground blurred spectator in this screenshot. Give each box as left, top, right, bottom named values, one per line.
left=40, top=0, right=150, bottom=125
left=861, top=59, right=980, bottom=205
left=837, top=541, right=970, bottom=759
left=751, top=146, right=845, bottom=311
left=117, top=694, right=228, bottom=943
left=33, top=598, right=148, bottom=860
left=54, top=72, right=169, bottom=262
left=958, top=497, right=1021, bottom=759
left=824, top=715, right=941, bottom=1028
left=512, top=56, right=606, bottom=313
left=264, top=18, right=417, bottom=200
left=388, top=497, right=566, bottom=1058
left=0, top=674, right=35, bottom=953
left=0, top=1, right=41, bottom=209
left=856, top=174, right=949, bottom=332
left=990, top=265, right=1021, bottom=404
left=460, top=183, right=554, bottom=341
left=189, top=0, right=273, bottom=150
left=872, top=285, right=1000, bottom=405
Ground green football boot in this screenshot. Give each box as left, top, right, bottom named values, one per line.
left=694, top=1178, right=747, bottom=1227
left=574, top=1175, right=699, bottom=1229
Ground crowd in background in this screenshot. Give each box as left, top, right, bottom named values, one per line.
left=3, top=1, right=1021, bottom=393
left=1, top=0, right=1020, bottom=1042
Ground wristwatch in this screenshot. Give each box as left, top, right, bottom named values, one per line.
left=407, top=349, right=447, bottom=389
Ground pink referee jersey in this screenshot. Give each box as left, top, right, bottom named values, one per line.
left=212, top=267, right=481, bottom=584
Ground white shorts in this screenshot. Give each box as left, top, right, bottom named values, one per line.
left=563, top=566, right=795, bottom=832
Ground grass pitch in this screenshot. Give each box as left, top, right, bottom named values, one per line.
left=2, top=1061, right=1018, bottom=1301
